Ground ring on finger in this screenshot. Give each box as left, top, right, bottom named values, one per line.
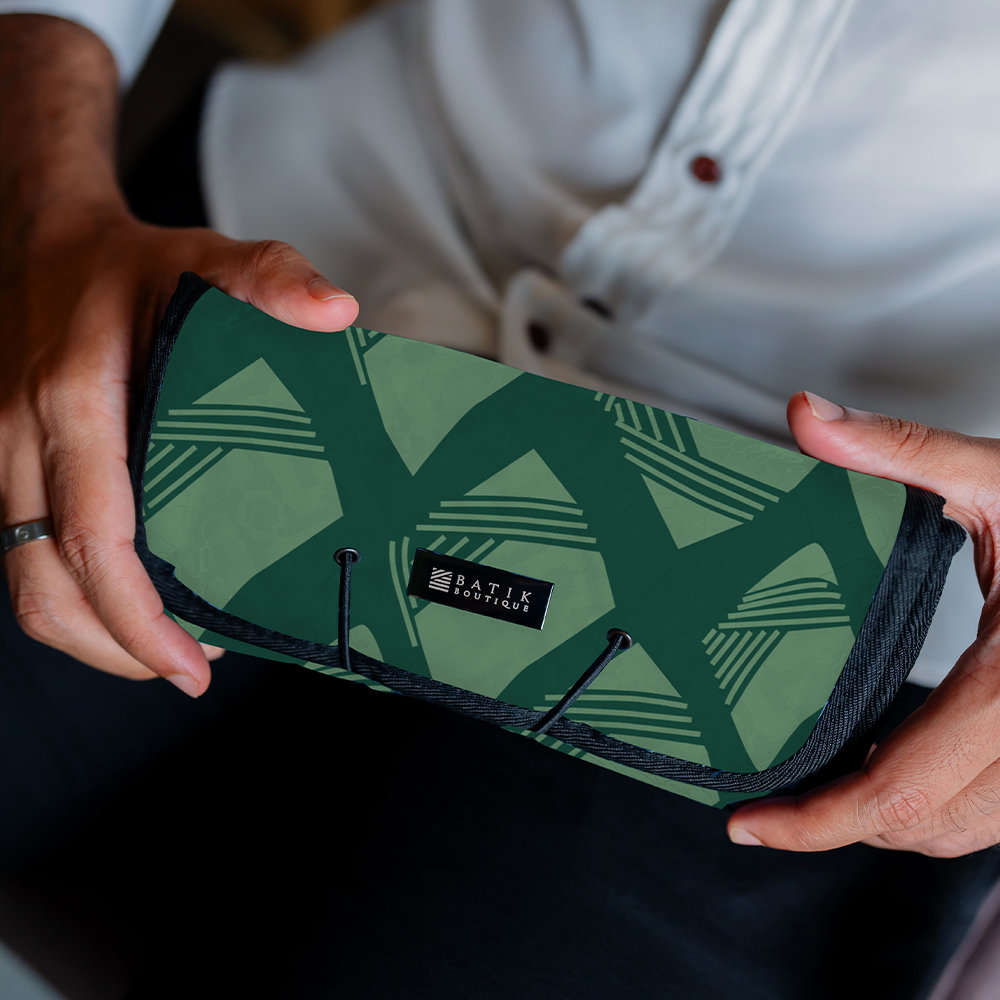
left=0, top=518, right=55, bottom=554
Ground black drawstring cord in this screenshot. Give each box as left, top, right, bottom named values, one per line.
left=334, top=548, right=360, bottom=673
left=330, top=552, right=622, bottom=725
left=531, top=628, right=633, bottom=735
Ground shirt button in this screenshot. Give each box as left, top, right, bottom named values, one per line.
left=527, top=321, right=551, bottom=352
left=689, top=155, right=722, bottom=184
left=581, top=297, right=613, bottom=320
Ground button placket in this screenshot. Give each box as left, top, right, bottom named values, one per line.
left=560, top=0, right=859, bottom=327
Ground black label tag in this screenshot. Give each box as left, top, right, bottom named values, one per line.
left=407, top=548, right=553, bottom=630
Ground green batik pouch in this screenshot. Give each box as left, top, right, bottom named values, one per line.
left=129, top=274, right=965, bottom=808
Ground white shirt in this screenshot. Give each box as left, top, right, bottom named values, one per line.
left=4, top=0, right=996, bottom=684
left=0, top=0, right=171, bottom=84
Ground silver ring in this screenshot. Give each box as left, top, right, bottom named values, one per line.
left=0, top=518, right=55, bottom=554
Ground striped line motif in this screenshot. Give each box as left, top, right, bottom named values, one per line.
left=515, top=728, right=590, bottom=759
left=532, top=687, right=703, bottom=744
left=342, top=326, right=387, bottom=386
left=595, top=394, right=781, bottom=527
left=418, top=498, right=596, bottom=555
left=307, top=663, right=393, bottom=692
left=145, top=401, right=322, bottom=514
left=389, top=538, right=419, bottom=647
left=428, top=568, right=453, bottom=592
left=702, top=577, right=849, bottom=705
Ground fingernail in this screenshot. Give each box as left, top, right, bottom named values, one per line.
left=729, top=827, right=764, bottom=847
left=166, top=673, right=200, bottom=698
left=199, top=642, right=227, bottom=662
left=307, top=277, right=355, bottom=302
left=804, top=390, right=846, bottom=422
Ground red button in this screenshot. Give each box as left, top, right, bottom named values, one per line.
left=689, top=155, right=722, bottom=184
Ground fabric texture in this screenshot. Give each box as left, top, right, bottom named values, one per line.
left=129, top=273, right=966, bottom=801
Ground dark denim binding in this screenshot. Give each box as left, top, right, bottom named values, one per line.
left=129, top=273, right=967, bottom=795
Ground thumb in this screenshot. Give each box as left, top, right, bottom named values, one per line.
left=203, top=238, right=359, bottom=332
left=788, top=391, right=999, bottom=522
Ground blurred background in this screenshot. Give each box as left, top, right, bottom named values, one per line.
left=118, top=0, right=387, bottom=177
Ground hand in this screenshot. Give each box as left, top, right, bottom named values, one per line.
left=0, top=208, right=359, bottom=694
left=0, top=15, right=359, bottom=695
left=727, top=390, right=1000, bottom=857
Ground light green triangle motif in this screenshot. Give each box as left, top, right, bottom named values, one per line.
left=364, top=334, right=521, bottom=476
left=747, top=542, right=837, bottom=593
left=642, top=475, right=740, bottom=548
left=569, top=645, right=711, bottom=767
left=687, top=419, right=816, bottom=493
left=145, top=449, right=342, bottom=612
left=847, top=470, right=904, bottom=567
left=193, top=357, right=304, bottom=412
left=467, top=450, right=575, bottom=503
left=586, top=642, right=680, bottom=698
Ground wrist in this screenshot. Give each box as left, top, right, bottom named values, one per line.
left=0, top=14, right=128, bottom=252
left=12, top=193, right=133, bottom=255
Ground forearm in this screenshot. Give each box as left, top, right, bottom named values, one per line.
left=0, top=18, right=355, bottom=690
left=0, top=13, right=126, bottom=247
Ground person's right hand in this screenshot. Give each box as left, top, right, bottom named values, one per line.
left=0, top=206, right=359, bottom=695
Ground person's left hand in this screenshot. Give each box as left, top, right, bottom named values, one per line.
left=727, top=390, right=1000, bottom=858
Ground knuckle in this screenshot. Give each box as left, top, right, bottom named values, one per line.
left=58, top=520, right=114, bottom=590
left=55, top=523, right=154, bottom=658
left=34, top=385, right=119, bottom=455
left=871, top=782, right=933, bottom=833
left=14, top=594, right=57, bottom=645
left=56, top=534, right=153, bottom=659
left=247, top=239, right=299, bottom=277
left=876, top=414, right=932, bottom=463
left=13, top=589, right=63, bottom=645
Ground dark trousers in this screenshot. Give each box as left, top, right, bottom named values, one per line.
left=2, top=580, right=999, bottom=999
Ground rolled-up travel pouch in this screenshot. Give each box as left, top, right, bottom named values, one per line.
left=129, top=274, right=965, bottom=807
